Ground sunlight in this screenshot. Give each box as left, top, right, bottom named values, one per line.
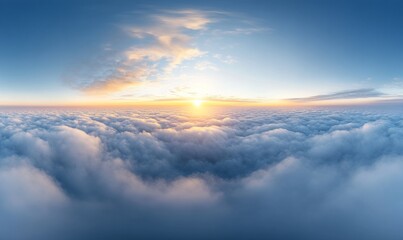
left=192, top=99, right=204, bottom=107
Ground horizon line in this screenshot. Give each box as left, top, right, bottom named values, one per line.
left=0, top=98, right=401, bottom=108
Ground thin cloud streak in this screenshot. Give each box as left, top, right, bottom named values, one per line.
left=288, top=88, right=386, bottom=102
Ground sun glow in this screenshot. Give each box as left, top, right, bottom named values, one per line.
left=192, top=99, right=204, bottom=107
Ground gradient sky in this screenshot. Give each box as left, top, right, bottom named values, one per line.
left=1, top=0, right=403, bottom=105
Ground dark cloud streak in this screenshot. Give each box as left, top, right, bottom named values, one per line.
left=288, top=88, right=385, bottom=102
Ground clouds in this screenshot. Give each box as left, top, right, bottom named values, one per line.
left=65, top=9, right=264, bottom=101
left=288, top=88, right=386, bottom=103
left=77, top=10, right=212, bottom=95
left=1, top=107, right=403, bottom=239
left=0, top=164, right=67, bottom=210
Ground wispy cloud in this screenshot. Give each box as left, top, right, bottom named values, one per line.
left=211, top=26, right=268, bottom=35
left=71, top=10, right=212, bottom=95
left=288, top=88, right=386, bottom=102
left=66, top=9, right=262, bottom=97
left=125, top=10, right=210, bottom=72
left=194, top=61, right=218, bottom=71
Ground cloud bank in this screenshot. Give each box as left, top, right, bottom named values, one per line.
left=1, top=107, right=403, bottom=239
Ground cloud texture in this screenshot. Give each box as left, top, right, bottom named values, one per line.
left=1, top=107, right=403, bottom=239
left=74, top=10, right=211, bottom=95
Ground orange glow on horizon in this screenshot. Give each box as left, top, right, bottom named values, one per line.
left=0, top=97, right=392, bottom=108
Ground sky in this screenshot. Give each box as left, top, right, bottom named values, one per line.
left=2, top=1, right=403, bottom=239
left=1, top=0, right=403, bottom=105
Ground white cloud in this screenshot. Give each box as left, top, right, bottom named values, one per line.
left=1, top=107, right=403, bottom=239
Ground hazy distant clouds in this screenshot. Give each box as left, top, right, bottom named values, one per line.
left=1, top=107, right=403, bottom=239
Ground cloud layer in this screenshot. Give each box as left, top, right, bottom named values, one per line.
left=1, top=107, right=403, bottom=239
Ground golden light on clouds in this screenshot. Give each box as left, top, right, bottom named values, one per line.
left=109, top=10, right=210, bottom=92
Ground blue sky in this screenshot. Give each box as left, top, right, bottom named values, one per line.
left=1, top=0, right=403, bottom=105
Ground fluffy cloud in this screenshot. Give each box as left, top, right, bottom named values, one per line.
left=0, top=107, right=403, bottom=239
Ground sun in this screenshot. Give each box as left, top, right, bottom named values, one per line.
left=192, top=99, right=204, bottom=107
